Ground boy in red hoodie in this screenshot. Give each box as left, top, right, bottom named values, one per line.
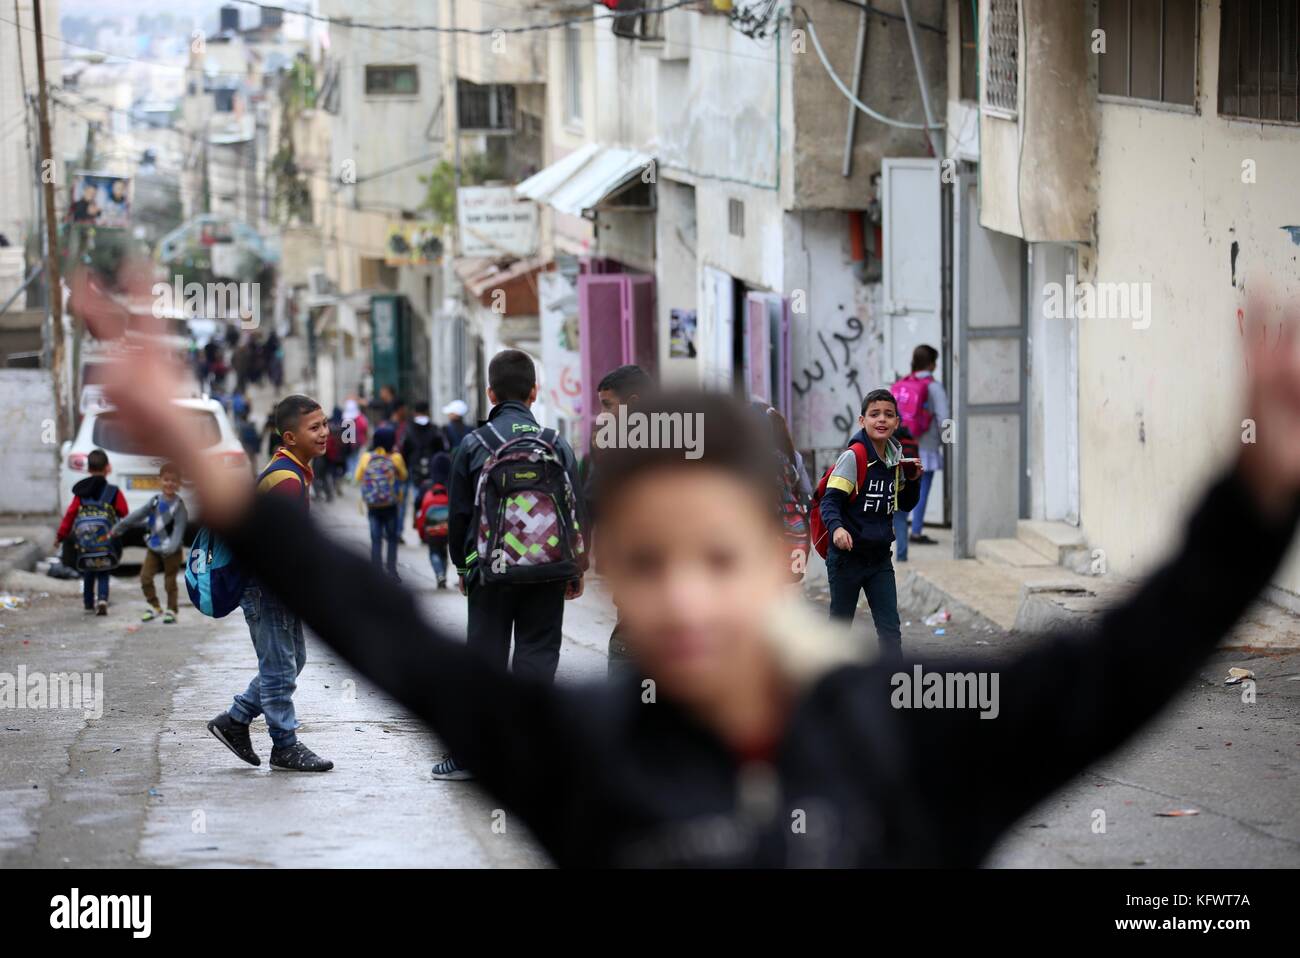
left=56, top=448, right=129, bottom=615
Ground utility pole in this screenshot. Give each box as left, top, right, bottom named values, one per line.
left=31, top=0, right=68, bottom=442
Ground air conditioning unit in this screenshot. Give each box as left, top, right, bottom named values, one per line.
left=305, top=267, right=334, bottom=304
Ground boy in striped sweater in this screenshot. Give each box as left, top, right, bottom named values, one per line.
left=207, top=395, right=336, bottom=773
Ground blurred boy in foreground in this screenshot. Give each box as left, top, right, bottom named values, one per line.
left=75, top=264, right=1300, bottom=866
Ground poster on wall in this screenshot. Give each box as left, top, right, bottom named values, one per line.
left=67, top=172, right=131, bottom=227
left=385, top=222, right=443, bottom=266
left=669, top=308, right=697, bottom=358
left=538, top=272, right=583, bottom=432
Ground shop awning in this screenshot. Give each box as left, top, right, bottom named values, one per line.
left=454, top=256, right=552, bottom=314
left=516, top=144, right=653, bottom=217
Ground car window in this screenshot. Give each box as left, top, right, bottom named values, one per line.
left=92, top=409, right=222, bottom=454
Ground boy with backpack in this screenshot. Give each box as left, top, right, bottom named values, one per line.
left=813, top=388, right=922, bottom=657
left=355, top=425, right=408, bottom=580
left=403, top=400, right=447, bottom=522
left=891, top=345, right=950, bottom=554
left=437, top=349, right=587, bottom=780
left=207, top=394, right=335, bottom=773
left=55, top=448, right=129, bottom=616
left=414, top=451, right=453, bottom=588
left=110, top=461, right=188, bottom=622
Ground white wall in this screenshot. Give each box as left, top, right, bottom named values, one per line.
left=1079, top=2, right=1300, bottom=587
left=0, top=370, right=58, bottom=514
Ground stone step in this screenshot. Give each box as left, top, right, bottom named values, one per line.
left=974, top=538, right=1058, bottom=568
left=1016, top=519, right=1088, bottom=564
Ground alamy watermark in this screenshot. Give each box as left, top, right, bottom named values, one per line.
left=592, top=406, right=704, bottom=460
left=1043, top=275, right=1151, bottom=330
left=0, top=666, right=104, bottom=720
left=152, top=275, right=260, bottom=329
left=890, top=665, right=1000, bottom=719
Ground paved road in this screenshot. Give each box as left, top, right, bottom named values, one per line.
left=1, top=496, right=1297, bottom=867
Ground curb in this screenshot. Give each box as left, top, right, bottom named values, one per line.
left=0, top=526, right=57, bottom=587
left=896, top=567, right=1005, bottom=634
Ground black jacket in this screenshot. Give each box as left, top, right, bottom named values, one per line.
left=223, top=469, right=1299, bottom=867
left=446, top=400, right=583, bottom=578
left=401, top=419, right=446, bottom=485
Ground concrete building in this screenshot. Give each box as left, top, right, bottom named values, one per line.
left=946, top=1, right=1300, bottom=606
left=515, top=0, right=947, bottom=477
left=0, top=0, right=60, bottom=299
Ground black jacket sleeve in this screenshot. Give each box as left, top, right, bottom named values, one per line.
left=896, top=467, right=921, bottom=514
left=447, top=438, right=476, bottom=574
left=224, top=494, right=600, bottom=854
left=889, top=470, right=1300, bottom=863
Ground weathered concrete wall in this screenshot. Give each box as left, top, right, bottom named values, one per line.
left=791, top=0, right=945, bottom=211
left=0, top=369, right=58, bottom=515
left=1078, top=2, right=1300, bottom=590
left=978, top=0, right=1097, bottom=241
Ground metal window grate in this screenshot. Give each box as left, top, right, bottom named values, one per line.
left=457, top=81, right=516, bottom=131
left=1219, top=0, right=1300, bottom=123
left=985, top=0, right=1019, bottom=114
left=728, top=198, right=744, bottom=237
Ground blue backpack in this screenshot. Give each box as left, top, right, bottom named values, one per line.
left=73, top=484, right=123, bottom=572
left=185, top=527, right=248, bottom=618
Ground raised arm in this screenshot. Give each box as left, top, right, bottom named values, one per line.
left=887, top=467, right=1299, bottom=862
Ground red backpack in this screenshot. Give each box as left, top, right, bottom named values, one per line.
left=809, top=442, right=869, bottom=559
left=418, top=483, right=450, bottom=545
left=891, top=373, right=933, bottom=438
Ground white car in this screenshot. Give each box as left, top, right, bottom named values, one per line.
left=59, top=397, right=250, bottom=531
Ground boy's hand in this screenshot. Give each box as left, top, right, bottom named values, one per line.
left=901, top=459, right=923, bottom=481
left=1239, top=288, right=1300, bottom=518
left=458, top=575, right=467, bottom=596
left=565, top=576, right=584, bottom=600
left=832, top=527, right=853, bottom=551
left=71, top=261, right=253, bottom=531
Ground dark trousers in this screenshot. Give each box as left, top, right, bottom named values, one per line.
left=466, top=579, right=567, bottom=682
left=826, top=547, right=902, bottom=657
left=82, top=571, right=110, bottom=608
left=368, top=507, right=398, bottom=574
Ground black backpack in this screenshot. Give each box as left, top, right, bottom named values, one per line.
left=469, top=423, right=586, bottom=585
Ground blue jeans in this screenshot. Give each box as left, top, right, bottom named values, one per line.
left=230, top=582, right=307, bottom=747
left=396, top=480, right=413, bottom=530
left=911, top=470, right=935, bottom=536
left=82, top=571, right=110, bottom=607
left=826, top=547, right=902, bottom=657
left=427, top=541, right=447, bottom=580
left=369, top=508, right=399, bottom=573
left=893, top=470, right=937, bottom=556
left=892, top=511, right=910, bottom=561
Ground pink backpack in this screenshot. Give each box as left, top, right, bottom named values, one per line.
left=891, top=373, right=933, bottom=437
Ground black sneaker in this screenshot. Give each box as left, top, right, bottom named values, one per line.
left=909, top=533, right=938, bottom=545
left=207, top=711, right=261, bottom=766
left=436, top=578, right=447, bottom=590
left=430, top=755, right=472, bottom=780
left=270, top=742, right=334, bottom=772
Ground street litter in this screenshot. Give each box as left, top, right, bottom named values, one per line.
left=0, top=537, right=26, bottom=547
left=1155, top=809, right=1199, bottom=817
left=1224, top=667, right=1255, bottom=685
left=934, top=628, right=946, bottom=636
left=923, top=610, right=951, bottom=626
left=0, top=594, right=25, bottom=610
left=975, top=640, right=990, bottom=646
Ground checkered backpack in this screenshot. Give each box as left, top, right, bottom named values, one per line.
left=470, top=423, right=586, bottom=585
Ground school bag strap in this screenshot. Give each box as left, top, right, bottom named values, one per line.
left=849, top=441, right=869, bottom=497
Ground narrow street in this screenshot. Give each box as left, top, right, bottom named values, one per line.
left=3, top=499, right=1297, bottom=868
